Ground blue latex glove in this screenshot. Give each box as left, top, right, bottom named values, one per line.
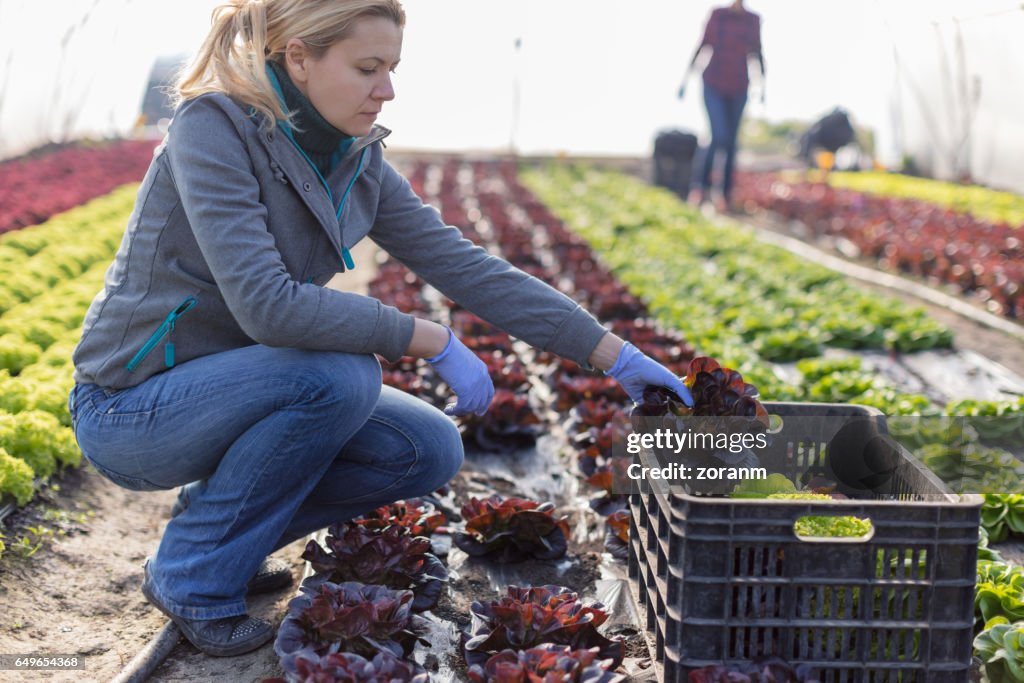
left=427, top=328, right=495, bottom=416
left=605, top=342, right=694, bottom=407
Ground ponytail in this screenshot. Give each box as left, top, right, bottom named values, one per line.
left=172, top=0, right=286, bottom=129
left=170, top=0, right=406, bottom=130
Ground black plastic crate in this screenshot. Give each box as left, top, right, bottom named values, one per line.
left=626, top=403, right=982, bottom=683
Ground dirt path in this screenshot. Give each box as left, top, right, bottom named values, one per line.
left=0, top=466, right=308, bottom=682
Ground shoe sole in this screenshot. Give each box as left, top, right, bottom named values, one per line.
left=141, top=571, right=274, bottom=657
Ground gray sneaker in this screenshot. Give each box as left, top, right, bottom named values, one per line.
left=141, top=561, right=274, bottom=657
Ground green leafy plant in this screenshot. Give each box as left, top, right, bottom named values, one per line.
left=975, top=560, right=1024, bottom=625
left=0, top=446, right=35, bottom=505
left=793, top=514, right=872, bottom=539
left=731, top=474, right=798, bottom=498
left=982, top=494, right=1024, bottom=543
left=979, top=527, right=1005, bottom=563
left=974, top=619, right=1024, bottom=682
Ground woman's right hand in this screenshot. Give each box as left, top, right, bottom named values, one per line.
left=425, top=327, right=494, bottom=416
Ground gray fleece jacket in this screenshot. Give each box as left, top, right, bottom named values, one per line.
left=72, top=93, right=608, bottom=389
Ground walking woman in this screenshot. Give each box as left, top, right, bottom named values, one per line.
left=69, top=0, right=691, bottom=657
left=679, top=0, right=766, bottom=211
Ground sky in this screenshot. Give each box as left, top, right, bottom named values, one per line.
left=1, top=0, right=1022, bottom=188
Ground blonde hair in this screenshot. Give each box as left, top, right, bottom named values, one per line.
left=172, top=0, right=405, bottom=129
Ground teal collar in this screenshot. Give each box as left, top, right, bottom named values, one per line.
left=265, top=62, right=353, bottom=173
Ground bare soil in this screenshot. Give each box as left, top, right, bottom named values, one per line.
left=0, top=467, right=308, bottom=682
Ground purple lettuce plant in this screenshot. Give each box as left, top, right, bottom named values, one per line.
left=688, top=657, right=822, bottom=683
left=452, top=496, right=571, bottom=562
left=352, top=498, right=447, bottom=538
left=274, top=580, right=428, bottom=673
left=463, top=585, right=624, bottom=669
left=467, top=644, right=627, bottom=683
left=302, top=523, right=447, bottom=612
left=264, top=650, right=429, bottom=683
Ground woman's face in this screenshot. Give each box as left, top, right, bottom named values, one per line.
left=286, top=16, right=402, bottom=137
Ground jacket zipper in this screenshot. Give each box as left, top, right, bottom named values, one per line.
left=336, top=147, right=366, bottom=270
left=125, top=296, right=198, bottom=372
left=276, top=122, right=367, bottom=271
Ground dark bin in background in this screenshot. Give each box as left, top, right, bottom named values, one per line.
left=652, top=129, right=698, bottom=199
left=799, top=107, right=856, bottom=164
left=628, top=402, right=982, bottom=683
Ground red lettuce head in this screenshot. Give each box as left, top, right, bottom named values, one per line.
left=274, top=580, right=429, bottom=671
left=265, top=650, right=430, bottom=683
left=468, top=644, right=627, bottom=683
left=464, top=585, right=624, bottom=670
left=301, top=523, right=447, bottom=612
left=453, top=495, right=571, bottom=562
left=352, top=498, right=447, bottom=538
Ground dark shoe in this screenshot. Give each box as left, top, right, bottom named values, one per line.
left=246, top=557, right=293, bottom=595
left=141, top=561, right=274, bottom=657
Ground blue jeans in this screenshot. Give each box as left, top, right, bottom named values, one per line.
left=700, top=83, right=748, bottom=201
left=68, top=345, right=463, bottom=620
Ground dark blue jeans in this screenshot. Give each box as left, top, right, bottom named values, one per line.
left=700, top=83, right=748, bottom=201
left=68, top=345, right=463, bottom=620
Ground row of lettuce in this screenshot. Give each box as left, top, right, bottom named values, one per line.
left=261, top=158, right=655, bottom=682
left=0, top=139, right=157, bottom=235
left=0, top=139, right=159, bottom=536
left=0, top=187, right=141, bottom=554
left=734, top=169, right=1024, bottom=320
left=827, top=170, right=1024, bottom=227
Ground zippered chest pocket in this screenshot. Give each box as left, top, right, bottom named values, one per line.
left=125, top=296, right=198, bottom=372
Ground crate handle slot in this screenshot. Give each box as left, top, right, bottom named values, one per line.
left=792, top=514, right=874, bottom=543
